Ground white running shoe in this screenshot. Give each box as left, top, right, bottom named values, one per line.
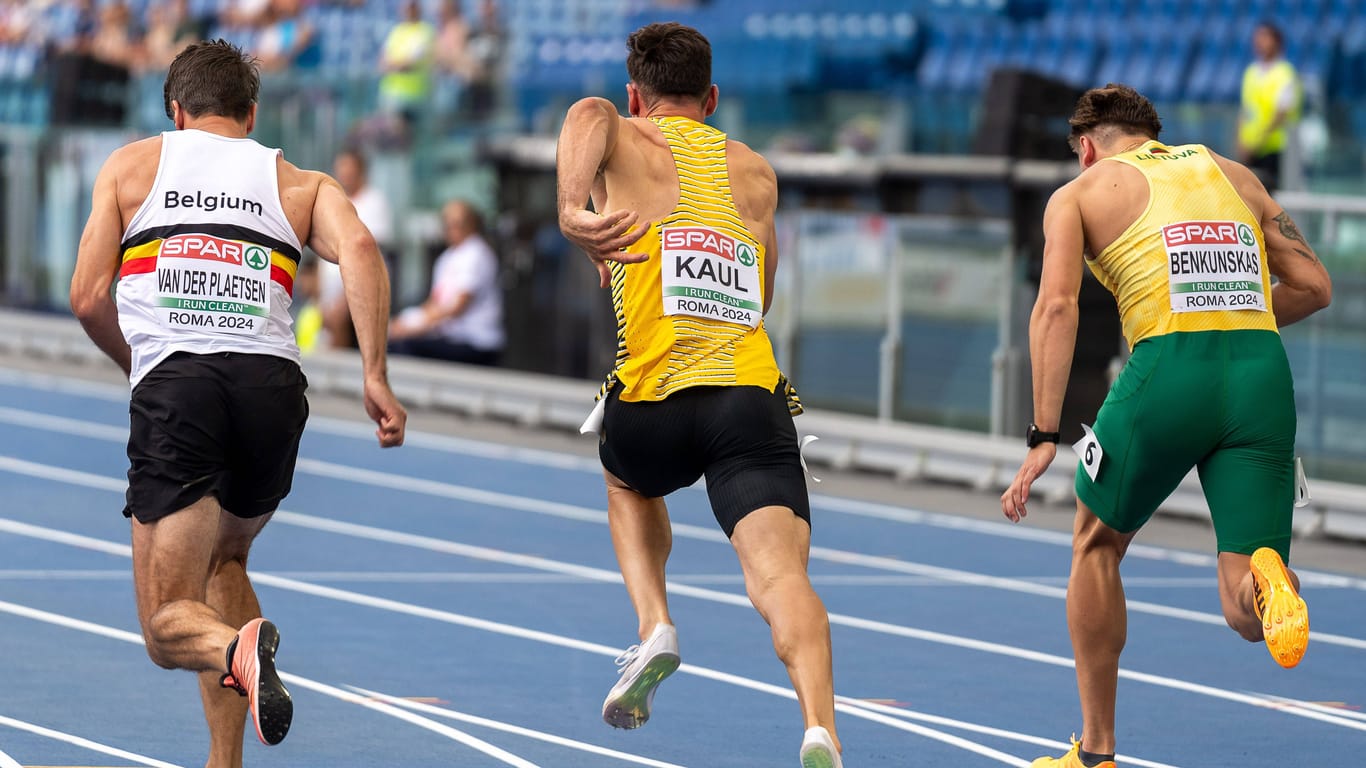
left=800, top=726, right=843, bottom=768
left=601, top=623, right=680, bottom=729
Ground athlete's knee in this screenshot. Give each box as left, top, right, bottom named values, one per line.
left=1072, top=506, right=1132, bottom=562
left=141, top=602, right=187, bottom=668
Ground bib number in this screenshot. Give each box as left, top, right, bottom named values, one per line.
left=1163, top=220, right=1267, bottom=314
left=1073, top=423, right=1103, bottom=482
left=154, top=234, right=272, bottom=336
left=660, top=226, right=762, bottom=328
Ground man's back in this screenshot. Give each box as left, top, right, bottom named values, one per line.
left=597, top=114, right=776, bottom=258
left=109, top=132, right=327, bottom=248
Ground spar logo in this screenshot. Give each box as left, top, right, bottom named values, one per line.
left=1162, top=221, right=1258, bottom=249
left=663, top=227, right=754, bottom=263
left=160, top=234, right=246, bottom=266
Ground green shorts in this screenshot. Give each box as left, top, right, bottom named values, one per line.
left=1075, top=330, right=1296, bottom=560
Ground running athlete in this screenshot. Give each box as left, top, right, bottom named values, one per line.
left=555, top=22, right=842, bottom=768
left=1000, top=84, right=1331, bottom=768
left=69, top=40, right=406, bottom=765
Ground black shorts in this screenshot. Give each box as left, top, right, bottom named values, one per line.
left=124, top=351, right=309, bottom=524
left=598, top=383, right=811, bottom=537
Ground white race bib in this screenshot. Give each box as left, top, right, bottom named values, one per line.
left=660, top=226, right=762, bottom=328
left=1163, top=220, right=1267, bottom=314
left=1073, top=423, right=1103, bottom=482
left=155, top=233, right=272, bottom=336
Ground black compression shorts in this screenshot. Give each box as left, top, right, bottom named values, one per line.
left=124, top=351, right=309, bottom=524
left=598, top=382, right=811, bottom=537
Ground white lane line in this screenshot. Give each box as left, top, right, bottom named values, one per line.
left=0, top=569, right=1221, bottom=588
left=3, top=393, right=1364, bottom=591
left=0, top=511, right=1361, bottom=745
left=0, top=747, right=23, bottom=768
left=279, top=675, right=542, bottom=768
left=0, top=599, right=550, bottom=768
left=0, top=713, right=183, bottom=768
left=285, top=457, right=1366, bottom=648
left=348, top=687, right=691, bottom=768
left=0, top=523, right=1070, bottom=767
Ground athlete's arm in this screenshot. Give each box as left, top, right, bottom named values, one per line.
left=1002, top=185, right=1084, bottom=523
left=308, top=174, right=407, bottom=447
left=70, top=153, right=133, bottom=376
left=556, top=97, right=648, bottom=288
left=1262, top=205, right=1331, bottom=326
left=1218, top=155, right=1332, bottom=325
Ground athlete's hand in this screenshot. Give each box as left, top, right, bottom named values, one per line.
left=559, top=208, right=651, bottom=288
left=1001, top=443, right=1057, bottom=523
left=364, top=377, right=407, bottom=448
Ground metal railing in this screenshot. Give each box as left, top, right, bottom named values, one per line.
left=2, top=308, right=1364, bottom=544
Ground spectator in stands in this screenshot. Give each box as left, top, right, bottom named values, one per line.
left=434, top=0, right=473, bottom=77
left=143, top=0, right=208, bottom=72
left=226, top=0, right=273, bottom=29
left=0, top=0, right=37, bottom=45
left=317, top=148, right=395, bottom=349
left=378, top=0, right=436, bottom=127
left=89, top=0, right=140, bottom=69
left=256, top=0, right=315, bottom=71
left=461, top=0, right=504, bottom=118
left=1238, top=21, right=1301, bottom=192
left=389, top=200, right=504, bottom=366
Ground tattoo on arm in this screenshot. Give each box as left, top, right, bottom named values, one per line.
left=1274, top=211, right=1307, bottom=244
left=1273, top=212, right=1318, bottom=262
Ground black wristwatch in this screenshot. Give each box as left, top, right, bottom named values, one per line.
left=1026, top=423, right=1061, bottom=448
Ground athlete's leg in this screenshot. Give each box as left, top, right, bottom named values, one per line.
left=196, top=511, right=271, bottom=768
left=1068, top=501, right=1138, bottom=756
left=605, top=470, right=673, bottom=640
left=730, top=505, right=839, bottom=752
left=1216, top=551, right=1302, bottom=641
left=131, top=496, right=240, bottom=673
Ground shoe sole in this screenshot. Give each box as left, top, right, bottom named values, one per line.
left=249, top=620, right=293, bottom=746
left=602, top=652, right=680, bottom=729
left=1251, top=547, right=1309, bottom=669
left=800, top=744, right=839, bottom=768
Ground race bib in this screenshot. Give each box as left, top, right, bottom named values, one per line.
left=1073, top=423, right=1103, bottom=482
left=155, top=233, right=272, bottom=336
left=1163, top=220, right=1267, bottom=314
left=660, top=226, right=762, bottom=328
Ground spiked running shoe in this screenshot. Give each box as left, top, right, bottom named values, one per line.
left=799, top=726, right=843, bottom=768
left=602, top=623, right=679, bottom=729
left=220, top=618, right=293, bottom=745
left=1030, top=737, right=1116, bottom=768
left=1251, top=547, right=1309, bottom=668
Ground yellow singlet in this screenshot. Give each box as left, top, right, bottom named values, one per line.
left=1089, top=140, right=1279, bottom=349
left=606, top=116, right=783, bottom=403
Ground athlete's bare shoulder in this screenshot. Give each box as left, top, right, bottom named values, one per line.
left=103, top=135, right=164, bottom=219
left=725, top=139, right=776, bottom=194
left=274, top=155, right=329, bottom=240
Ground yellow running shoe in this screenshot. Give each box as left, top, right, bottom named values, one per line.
left=1031, top=737, right=1116, bottom=768
left=1250, top=546, right=1309, bottom=668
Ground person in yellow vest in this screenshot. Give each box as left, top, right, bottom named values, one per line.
left=378, top=0, right=436, bottom=125
left=1238, top=22, right=1301, bottom=191
left=555, top=22, right=842, bottom=768
left=1001, top=83, right=1331, bottom=768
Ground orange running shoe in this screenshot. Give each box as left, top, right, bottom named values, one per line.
left=1250, top=547, right=1309, bottom=668
left=220, top=618, right=293, bottom=745
left=1030, top=737, right=1116, bottom=768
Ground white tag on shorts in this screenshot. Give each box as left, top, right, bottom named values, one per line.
left=799, top=434, right=822, bottom=484
left=579, top=397, right=606, bottom=436
left=1294, top=456, right=1311, bottom=508
left=1073, top=424, right=1103, bottom=482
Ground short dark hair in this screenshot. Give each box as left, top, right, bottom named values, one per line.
left=1067, top=83, right=1162, bottom=149
left=625, top=22, right=711, bottom=102
left=163, top=39, right=260, bottom=122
